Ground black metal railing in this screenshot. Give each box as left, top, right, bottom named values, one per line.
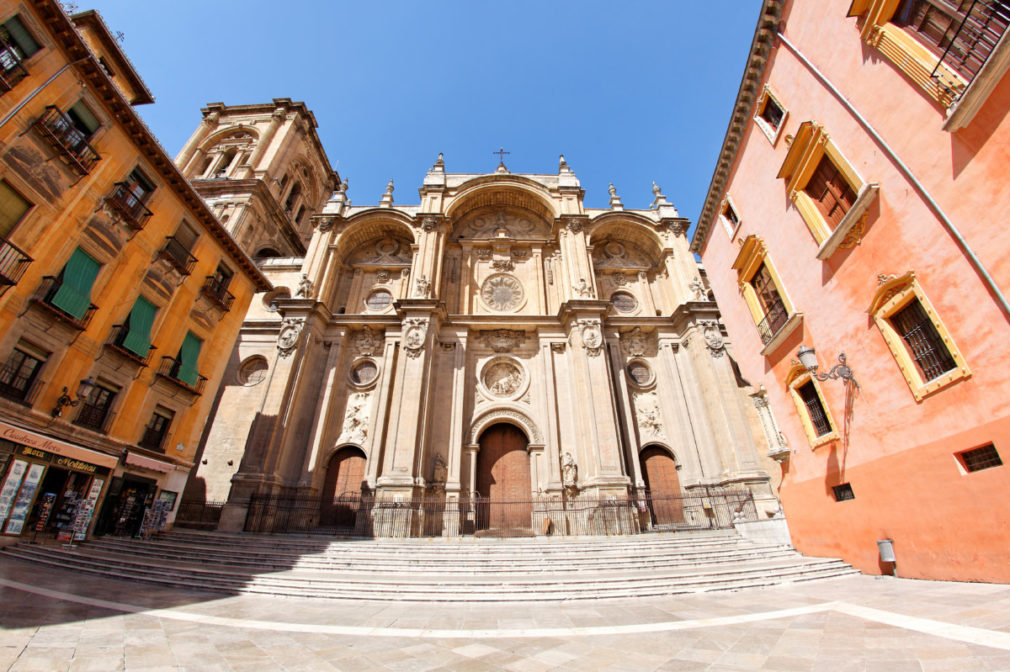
left=158, top=237, right=197, bottom=275
left=200, top=275, right=235, bottom=311
left=33, top=276, right=98, bottom=330
left=0, top=236, right=32, bottom=288
left=104, top=182, right=153, bottom=230
left=32, top=106, right=100, bottom=175
left=156, top=355, right=207, bottom=395
left=932, top=0, right=1010, bottom=94
left=137, top=422, right=168, bottom=452
left=72, top=402, right=115, bottom=433
left=0, top=362, right=42, bottom=406
left=0, top=38, right=28, bottom=93
left=106, top=324, right=155, bottom=365
left=243, top=490, right=758, bottom=538
left=756, top=303, right=789, bottom=345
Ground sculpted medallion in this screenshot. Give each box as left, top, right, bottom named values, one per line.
left=482, top=359, right=525, bottom=398
left=480, top=273, right=523, bottom=312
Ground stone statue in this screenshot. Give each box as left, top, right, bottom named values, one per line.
left=414, top=274, right=431, bottom=298
left=432, top=454, right=447, bottom=484
left=575, top=278, right=593, bottom=298
left=689, top=278, right=707, bottom=301
left=561, top=452, right=578, bottom=493
left=296, top=273, right=314, bottom=299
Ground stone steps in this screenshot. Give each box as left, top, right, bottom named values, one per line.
left=1, top=529, right=860, bottom=602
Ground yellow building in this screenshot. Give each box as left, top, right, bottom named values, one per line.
left=0, top=0, right=270, bottom=541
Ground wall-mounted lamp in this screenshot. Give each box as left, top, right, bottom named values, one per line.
left=796, top=346, right=859, bottom=389
left=50, top=376, right=97, bottom=418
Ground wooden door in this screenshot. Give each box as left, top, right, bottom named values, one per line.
left=641, top=446, right=685, bottom=525
left=476, top=423, right=531, bottom=532
left=320, top=447, right=366, bottom=528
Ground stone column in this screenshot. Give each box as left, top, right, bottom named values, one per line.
left=608, top=335, right=645, bottom=489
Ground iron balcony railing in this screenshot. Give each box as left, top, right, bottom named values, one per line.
left=0, top=362, right=43, bottom=406
left=33, top=276, right=98, bottom=330
left=756, top=303, right=789, bottom=345
left=72, top=402, right=116, bottom=434
left=158, top=237, right=197, bottom=275
left=104, top=182, right=153, bottom=230
left=106, top=324, right=155, bottom=366
left=156, top=355, right=207, bottom=395
left=200, top=275, right=235, bottom=311
left=932, top=0, right=1010, bottom=96
left=32, top=106, right=100, bottom=175
left=0, top=236, right=32, bottom=289
left=138, top=421, right=168, bottom=452
left=0, top=37, right=28, bottom=93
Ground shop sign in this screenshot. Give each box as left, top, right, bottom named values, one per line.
left=15, top=446, right=104, bottom=475
left=72, top=477, right=104, bottom=541
left=0, top=459, right=28, bottom=524
left=0, top=421, right=118, bottom=470
left=4, top=463, right=45, bottom=535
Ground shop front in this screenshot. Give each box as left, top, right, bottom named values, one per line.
left=0, top=422, right=118, bottom=542
left=93, top=451, right=188, bottom=538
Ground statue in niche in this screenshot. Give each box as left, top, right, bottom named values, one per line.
left=414, top=274, right=431, bottom=298
left=431, top=454, right=447, bottom=485
left=562, top=452, right=578, bottom=494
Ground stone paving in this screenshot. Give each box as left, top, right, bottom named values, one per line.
left=1, top=556, right=1009, bottom=671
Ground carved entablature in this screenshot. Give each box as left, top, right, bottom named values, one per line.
left=479, top=329, right=527, bottom=353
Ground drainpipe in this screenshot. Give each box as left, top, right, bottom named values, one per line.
left=777, top=31, right=1010, bottom=324
left=0, top=56, right=93, bottom=131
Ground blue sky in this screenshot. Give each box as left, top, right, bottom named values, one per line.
left=83, top=1, right=761, bottom=225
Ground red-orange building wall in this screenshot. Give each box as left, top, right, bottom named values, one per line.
left=694, top=0, right=1010, bottom=581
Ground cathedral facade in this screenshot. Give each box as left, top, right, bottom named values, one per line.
left=181, top=105, right=781, bottom=535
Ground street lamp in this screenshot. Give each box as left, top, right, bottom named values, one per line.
left=796, top=346, right=859, bottom=389
left=51, top=376, right=97, bottom=418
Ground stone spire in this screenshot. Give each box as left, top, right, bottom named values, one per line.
left=380, top=178, right=394, bottom=207
left=608, top=182, right=624, bottom=210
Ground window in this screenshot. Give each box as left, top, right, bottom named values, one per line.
left=754, top=86, right=788, bottom=144
left=172, top=332, right=202, bottom=387
left=778, top=121, right=878, bottom=259
left=732, top=235, right=802, bottom=353
left=161, top=222, right=198, bottom=274
left=832, top=483, right=855, bottom=501
left=106, top=169, right=154, bottom=229
left=0, top=179, right=31, bottom=237
left=284, top=182, right=301, bottom=213
left=66, top=101, right=100, bottom=138
left=33, top=103, right=101, bottom=174
left=869, top=271, right=969, bottom=401
left=202, top=263, right=235, bottom=310
left=0, top=343, right=45, bottom=403
left=73, top=382, right=116, bottom=433
left=114, top=296, right=157, bottom=360
left=719, top=198, right=741, bottom=238
left=0, top=16, right=39, bottom=60
left=215, top=149, right=236, bottom=177
left=139, top=407, right=174, bottom=452
left=957, top=443, right=1003, bottom=472
left=787, top=364, right=838, bottom=447
left=45, top=247, right=101, bottom=321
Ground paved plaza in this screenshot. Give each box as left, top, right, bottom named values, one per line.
left=1, top=557, right=1009, bottom=671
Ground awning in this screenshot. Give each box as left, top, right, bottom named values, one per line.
left=124, top=451, right=176, bottom=474
left=0, top=420, right=119, bottom=469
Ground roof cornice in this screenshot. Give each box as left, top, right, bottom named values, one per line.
left=690, top=0, right=784, bottom=254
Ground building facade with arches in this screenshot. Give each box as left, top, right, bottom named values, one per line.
left=188, top=148, right=782, bottom=534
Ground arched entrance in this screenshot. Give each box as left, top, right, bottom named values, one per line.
left=476, top=423, right=532, bottom=533
left=319, top=446, right=366, bottom=528
left=641, top=445, right=685, bottom=526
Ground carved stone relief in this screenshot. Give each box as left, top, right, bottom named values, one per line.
left=296, top=274, right=314, bottom=299
left=579, top=320, right=604, bottom=357
left=700, top=320, right=726, bottom=358
left=480, top=329, right=525, bottom=353
left=480, top=274, right=524, bottom=312
left=482, top=359, right=525, bottom=398
left=459, top=210, right=544, bottom=239
left=620, top=327, right=650, bottom=357
left=592, top=240, right=651, bottom=269
left=491, top=259, right=514, bottom=272
left=414, top=274, right=431, bottom=298
left=277, top=318, right=305, bottom=357
left=337, top=392, right=370, bottom=445
left=633, top=391, right=666, bottom=439
left=574, top=278, right=594, bottom=298
left=403, top=318, right=428, bottom=358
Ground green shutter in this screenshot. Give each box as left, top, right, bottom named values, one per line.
left=50, top=248, right=100, bottom=320
left=176, top=332, right=201, bottom=386
left=0, top=180, right=30, bottom=238
left=121, top=297, right=156, bottom=357
left=2, top=17, right=39, bottom=58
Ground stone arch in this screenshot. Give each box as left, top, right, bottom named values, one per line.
left=319, top=445, right=367, bottom=528
left=640, top=443, right=685, bottom=525
left=588, top=216, right=665, bottom=268
left=467, top=405, right=543, bottom=448
left=446, top=177, right=557, bottom=229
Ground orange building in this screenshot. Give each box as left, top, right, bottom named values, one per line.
left=692, top=0, right=1010, bottom=581
left=0, top=1, right=269, bottom=541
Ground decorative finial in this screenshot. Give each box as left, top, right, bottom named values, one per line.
left=608, top=182, right=624, bottom=210
left=434, top=152, right=444, bottom=168
left=650, top=181, right=673, bottom=211
left=385, top=178, right=394, bottom=194
left=559, top=154, right=568, bottom=170
left=380, top=178, right=394, bottom=207
left=652, top=181, right=661, bottom=197
left=338, top=179, right=348, bottom=195
left=493, top=147, right=510, bottom=172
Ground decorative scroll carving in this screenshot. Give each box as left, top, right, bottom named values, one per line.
left=621, top=327, right=649, bottom=357
left=476, top=248, right=493, bottom=260
left=421, top=216, right=439, bottom=232
left=579, top=319, right=604, bottom=357
left=403, top=318, right=428, bottom=358
left=376, top=270, right=390, bottom=284
left=550, top=342, right=566, bottom=354
left=592, top=240, right=651, bottom=269
left=459, top=210, right=544, bottom=239
left=491, top=259, right=514, bottom=272
left=277, top=318, right=305, bottom=357
left=633, top=391, right=666, bottom=439
left=565, top=219, right=584, bottom=233
left=338, top=392, right=370, bottom=445
left=353, top=326, right=381, bottom=356
left=700, top=320, right=726, bottom=358
left=511, top=249, right=529, bottom=259
left=481, top=329, right=525, bottom=353
left=316, top=219, right=334, bottom=233
left=665, top=221, right=688, bottom=237
left=613, top=273, right=628, bottom=286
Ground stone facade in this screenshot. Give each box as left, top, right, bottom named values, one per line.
left=186, top=140, right=778, bottom=534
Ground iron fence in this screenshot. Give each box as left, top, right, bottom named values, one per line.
left=174, top=500, right=227, bottom=529
left=243, top=488, right=757, bottom=538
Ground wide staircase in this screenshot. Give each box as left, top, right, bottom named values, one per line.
left=1, top=528, right=859, bottom=601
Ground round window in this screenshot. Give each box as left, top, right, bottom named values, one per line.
left=365, top=289, right=393, bottom=311
left=350, top=359, right=379, bottom=386
left=611, top=291, right=638, bottom=313
left=627, top=361, right=652, bottom=386
left=236, top=356, right=269, bottom=386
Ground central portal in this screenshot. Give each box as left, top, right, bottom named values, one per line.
left=476, top=423, right=531, bottom=534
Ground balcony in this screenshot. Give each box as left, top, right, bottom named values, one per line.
left=757, top=303, right=789, bottom=345
left=72, top=401, right=116, bottom=434
left=106, top=324, right=155, bottom=366
left=156, top=355, right=206, bottom=395
left=200, top=275, right=235, bottom=311
left=32, top=106, right=100, bottom=175
left=137, top=423, right=168, bottom=453
left=158, top=237, right=197, bottom=276
left=0, top=362, right=42, bottom=406
left=0, top=39, right=28, bottom=94
left=33, top=276, right=98, bottom=330
left=931, top=0, right=1010, bottom=95
left=103, top=182, right=153, bottom=230
left=0, top=236, right=32, bottom=290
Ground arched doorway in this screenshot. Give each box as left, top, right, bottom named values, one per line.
left=320, top=446, right=366, bottom=528
left=641, top=445, right=685, bottom=526
left=476, top=423, right=532, bottom=533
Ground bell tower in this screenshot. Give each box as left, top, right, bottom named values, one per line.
left=176, top=98, right=339, bottom=258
